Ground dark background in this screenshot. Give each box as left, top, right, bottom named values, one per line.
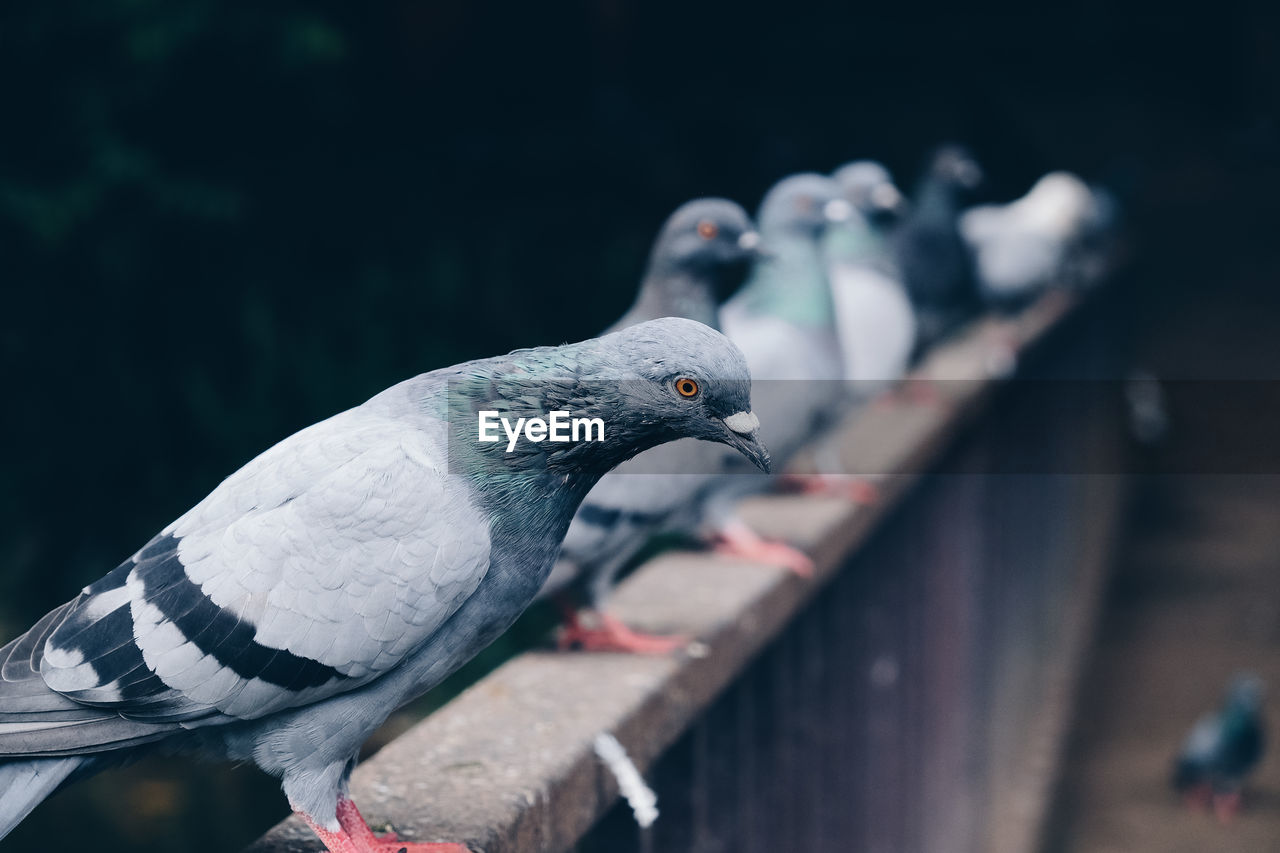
left=1, top=3, right=1278, bottom=850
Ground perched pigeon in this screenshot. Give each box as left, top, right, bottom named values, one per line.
left=708, top=173, right=867, bottom=564
left=1173, top=674, right=1266, bottom=823
left=959, top=171, right=1100, bottom=309
left=0, top=317, right=769, bottom=852
left=722, top=173, right=851, bottom=387
left=540, top=199, right=765, bottom=654
left=894, top=145, right=984, bottom=348
left=824, top=160, right=916, bottom=392
left=605, top=198, right=762, bottom=332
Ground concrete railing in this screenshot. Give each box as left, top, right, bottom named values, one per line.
left=248, top=288, right=1128, bottom=853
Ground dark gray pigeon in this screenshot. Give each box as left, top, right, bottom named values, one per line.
left=607, top=198, right=762, bottom=332
left=1173, top=673, right=1266, bottom=823
left=893, top=145, right=984, bottom=348
left=540, top=198, right=765, bottom=654
left=0, top=317, right=768, bottom=852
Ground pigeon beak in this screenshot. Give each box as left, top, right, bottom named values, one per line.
left=823, top=198, right=854, bottom=224
left=737, top=230, right=773, bottom=261
left=871, top=183, right=904, bottom=213
left=721, top=411, right=771, bottom=473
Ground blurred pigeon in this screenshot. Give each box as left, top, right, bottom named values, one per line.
left=708, top=173, right=869, bottom=563
left=722, top=173, right=851, bottom=385
left=824, top=160, right=916, bottom=393
left=541, top=199, right=765, bottom=654
left=960, top=171, right=1099, bottom=309
left=0, top=317, right=769, bottom=852
left=894, top=145, right=984, bottom=347
left=607, top=198, right=761, bottom=331
left=1173, top=674, right=1266, bottom=823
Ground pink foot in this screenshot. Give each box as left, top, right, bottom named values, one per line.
left=876, top=379, right=948, bottom=410
left=1213, top=790, right=1242, bottom=825
left=779, top=473, right=880, bottom=505
left=983, top=332, right=1020, bottom=378
left=297, top=797, right=470, bottom=853
left=712, top=520, right=813, bottom=577
left=558, top=610, right=688, bottom=654
left=1182, top=784, right=1211, bottom=813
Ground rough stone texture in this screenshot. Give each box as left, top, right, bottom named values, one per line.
left=247, top=292, right=1083, bottom=853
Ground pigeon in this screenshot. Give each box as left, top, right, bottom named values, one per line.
left=706, top=172, right=873, bottom=561
left=1173, top=674, right=1266, bottom=823
left=893, top=144, right=984, bottom=348
left=721, top=173, right=851, bottom=387
left=824, top=160, right=916, bottom=393
left=539, top=198, right=765, bottom=654
left=605, top=198, right=762, bottom=332
left=0, top=317, right=769, bottom=853
left=959, top=171, right=1100, bottom=310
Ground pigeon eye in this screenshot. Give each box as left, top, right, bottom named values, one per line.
left=675, top=377, right=700, bottom=398
left=696, top=221, right=718, bottom=241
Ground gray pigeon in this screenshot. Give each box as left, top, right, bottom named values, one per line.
left=0, top=317, right=769, bottom=852
left=540, top=199, right=765, bottom=654
left=606, top=198, right=762, bottom=332
left=959, top=171, right=1101, bottom=310
left=707, top=173, right=866, bottom=567
left=1173, top=673, right=1266, bottom=823
left=894, top=144, right=984, bottom=348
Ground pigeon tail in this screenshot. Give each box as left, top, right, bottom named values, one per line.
left=0, top=755, right=86, bottom=839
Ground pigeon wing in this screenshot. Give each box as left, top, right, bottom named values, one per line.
left=0, top=407, right=491, bottom=756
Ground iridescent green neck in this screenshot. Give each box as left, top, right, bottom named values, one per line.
left=735, top=232, right=833, bottom=328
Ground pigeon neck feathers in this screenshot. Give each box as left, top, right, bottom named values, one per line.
left=435, top=318, right=749, bottom=499
left=615, top=268, right=722, bottom=331
left=734, top=231, right=834, bottom=328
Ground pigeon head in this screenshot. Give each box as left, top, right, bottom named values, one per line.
left=649, top=198, right=762, bottom=284
left=1021, top=171, right=1097, bottom=236
left=600, top=317, right=770, bottom=471
left=757, top=173, right=851, bottom=239
left=833, top=160, right=906, bottom=226
left=454, top=317, right=769, bottom=480
left=624, top=199, right=763, bottom=324
left=928, top=144, right=985, bottom=195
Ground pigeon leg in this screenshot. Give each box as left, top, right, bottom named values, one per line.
left=779, top=473, right=880, bottom=506
left=1181, top=783, right=1212, bottom=813
left=1213, top=790, right=1242, bottom=825
left=297, top=801, right=470, bottom=853
left=711, top=518, right=814, bottom=577
left=337, top=797, right=399, bottom=844
left=875, top=378, right=948, bottom=410
left=558, top=604, right=688, bottom=654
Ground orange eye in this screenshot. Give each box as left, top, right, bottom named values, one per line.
left=675, top=377, right=700, bottom=398
left=696, top=220, right=718, bottom=240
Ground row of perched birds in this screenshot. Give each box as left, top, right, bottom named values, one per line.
left=0, top=145, right=1118, bottom=853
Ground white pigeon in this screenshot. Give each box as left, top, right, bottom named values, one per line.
left=960, top=171, right=1099, bottom=307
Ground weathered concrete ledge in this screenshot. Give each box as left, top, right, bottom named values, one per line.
left=247, top=291, right=1084, bottom=853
